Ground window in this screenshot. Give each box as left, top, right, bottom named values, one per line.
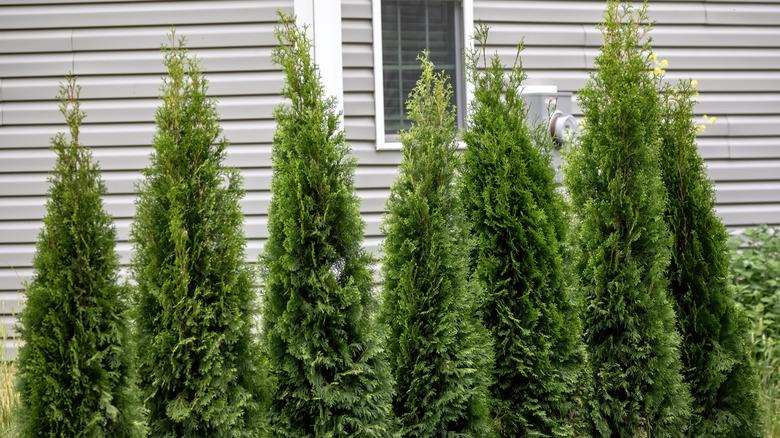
left=373, top=0, right=472, bottom=148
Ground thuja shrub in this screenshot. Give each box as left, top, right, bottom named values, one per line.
left=380, top=52, right=493, bottom=437
left=660, top=81, right=761, bottom=436
left=132, top=35, right=266, bottom=436
left=563, top=1, right=692, bottom=436
left=730, top=226, right=780, bottom=436
left=16, top=76, right=143, bottom=437
left=461, top=26, right=588, bottom=437
left=260, top=15, right=393, bottom=436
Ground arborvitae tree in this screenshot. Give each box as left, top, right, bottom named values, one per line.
left=461, top=26, right=588, bottom=437
left=563, top=2, right=692, bottom=436
left=16, top=76, right=143, bottom=437
left=659, top=81, right=761, bottom=436
left=132, top=35, right=266, bottom=436
left=380, top=52, right=493, bottom=437
left=260, top=16, right=393, bottom=436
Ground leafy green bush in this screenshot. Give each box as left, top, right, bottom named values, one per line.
left=132, top=35, right=267, bottom=436
left=731, top=226, right=780, bottom=437
left=563, top=1, right=692, bottom=435
left=660, top=80, right=760, bottom=436
left=260, top=15, right=393, bottom=435
left=16, top=76, right=143, bottom=437
left=461, top=25, right=589, bottom=437
left=380, top=52, right=493, bottom=437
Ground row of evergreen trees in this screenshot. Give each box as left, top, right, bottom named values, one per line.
left=15, top=2, right=760, bottom=437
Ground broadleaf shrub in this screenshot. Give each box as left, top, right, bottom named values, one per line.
left=730, top=226, right=780, bottom=437
left=16, top=76, right=143, bottom=437
left=563, top=1, right=692, bottom=435
left=461, top=25, right=589, bottom=437
left=660, top=80, right=760, bottom=436
left=380, top=51, right=493, bottom=437
left=132, top=34, right=267, bottom=436
left=260, top=15, right=393, bottom=436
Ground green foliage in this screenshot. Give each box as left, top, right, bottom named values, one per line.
left=16, top=76, right=143, bottom=437
left=461, top=25, right=589, bottom=437
left=260, top=15, right=393, bottom=436
left=131, top=34, right=267, bottom=437
left=563, top=2, right=692, bottom=436
left=380, top=52, right=493, bottom=437
left=659, top=81, right=761, bottom=436
left=730, top=226, right=780, bottom=437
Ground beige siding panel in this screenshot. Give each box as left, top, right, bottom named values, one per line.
left=716, top=182, right=780, bottom=204
left=1, top=48, right=275, bottom=78
left=0, top=169, right=397, bottom=199
left=0, top=142, right=402, bottom=174
left=342, top=19, right=372, bottom=44
left=342, top=0, right=371, bottom=19
left=487, top=23, right=780, bottom=48
left=716, top=204, right=780, bottom=225
left=343, top=69, right=374, bottom=92
left=0, top=24, right=278, bottom=54
left=344, top=92, right=375, bottom=117
left=0, top=1, right=291, bottom=30
left=728, top=138, right=780, bottom=159
left=0, top=120, right=277, bottom=148
left=489, top=46, right=780, bottom=72
left=475, top=1, right=707, bottom=25
left=0, top=29, right=71, bottom=53
left=1, top=72, right=285, bottom=101
left=2, top=95, right=284, bottom=125
left=707, top=159, right=780, bottom=181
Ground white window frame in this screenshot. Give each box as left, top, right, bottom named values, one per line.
left=294, top=0, right=344, bottom=118
left=372, top=0, right=474, bottom=150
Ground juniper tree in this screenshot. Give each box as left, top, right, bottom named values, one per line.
left=260, top=16, right=393, bottom=436
left=461, top=26, right=588, bottom=437
left=131, top=35, right=266, bottom=436
left=659, top=81, right=761, bottom=436
left=563, top=2, right=691, bottom=436
left=380, top=52, right=493, bottom=437
left=16, top=76, right=143, bottom=437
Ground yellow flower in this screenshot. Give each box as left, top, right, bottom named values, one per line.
left=697, top=125, right=707, bottom=133
left=702, top=114, right=718, bottom=125
left=650, top=52, right=658, bottom=62
left=691, top=79, right=698, bottom=88
left=653, top=67, right=666, bottom=76
left=659, top=59, right=669, bottom=68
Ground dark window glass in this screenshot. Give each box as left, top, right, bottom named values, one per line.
left=382, top=0, right=462, bottom=139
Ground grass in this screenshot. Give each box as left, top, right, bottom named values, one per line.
left=731, top=226, right=780, bottom=437
left=0, top=321, right=17, bottom=436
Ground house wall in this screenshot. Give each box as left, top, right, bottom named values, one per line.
left=0, top=0, right=779, bottom=358
left=475, top=0, right=780, bottom=228
left=0, top=0, right=294, bottom=358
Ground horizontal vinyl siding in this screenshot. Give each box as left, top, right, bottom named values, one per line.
left=0, top=0, right=296, bottom=359
left=475, top=0, right=780, bottom=228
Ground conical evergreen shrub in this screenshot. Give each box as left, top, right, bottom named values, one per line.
left=131, top=34, right=266, bottom=436
left=380, top=52, right=493, bottom=437
left=461, top=26, right=588, bottom=437
left=260, top=15, right=393, bottom=436
left=16, top=76, right=143, bottom=437
left=563, top=2, right=691, bottom=436
left=659, top=80, right=761, bottom=436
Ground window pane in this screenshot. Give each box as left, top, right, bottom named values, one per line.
left=381, top=0, right=461, bottom=137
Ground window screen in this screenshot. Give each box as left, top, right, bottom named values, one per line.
left=381, top=0, right=463, bottom=140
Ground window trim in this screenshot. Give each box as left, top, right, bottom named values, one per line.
left=372, top=0, right=474, bottom=150
left=295, top=0, right=344, bottom=117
